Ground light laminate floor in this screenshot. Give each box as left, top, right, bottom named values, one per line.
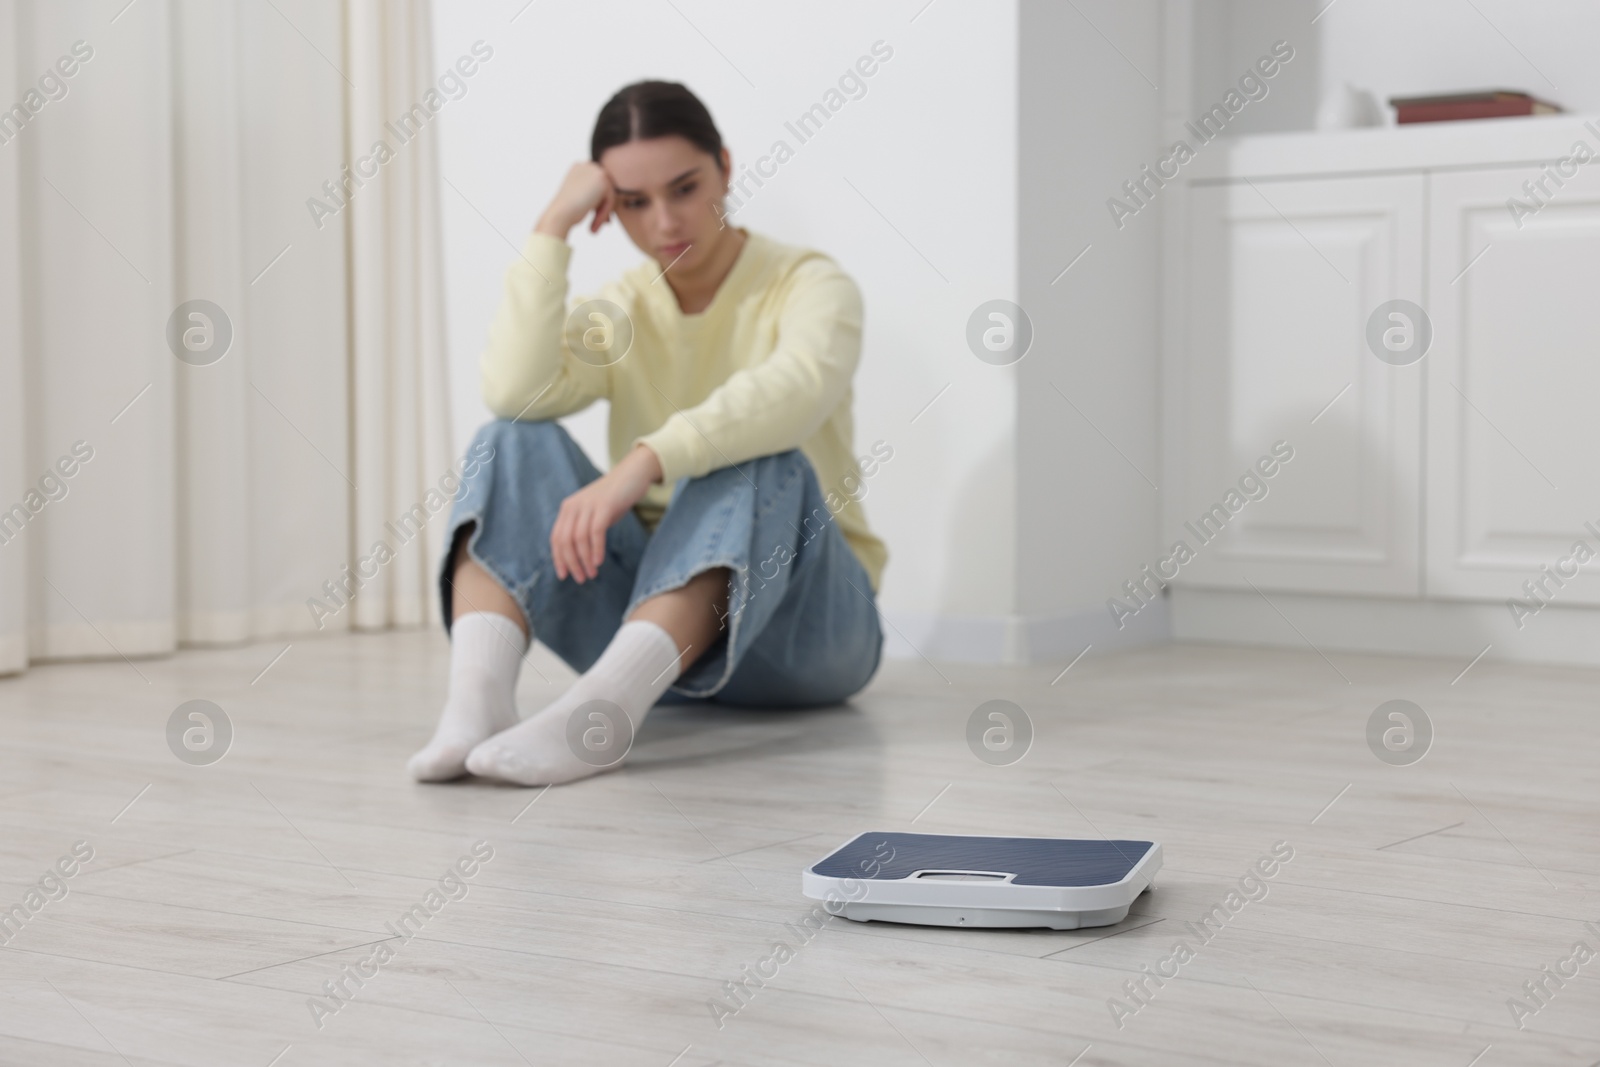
left=0, top=630, right=1597, bottom=1066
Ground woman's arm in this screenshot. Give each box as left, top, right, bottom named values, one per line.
left=633, top=258, right=863, bottom=483
left=480, top=163, right=617, bottom=421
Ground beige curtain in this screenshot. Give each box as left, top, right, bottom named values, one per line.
left=0, top=0, right=452, bottom=676
left=346, top=0, right=455, bottom=632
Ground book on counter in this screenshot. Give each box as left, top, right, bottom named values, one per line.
left=1390, top=90, right=1562, bottom=124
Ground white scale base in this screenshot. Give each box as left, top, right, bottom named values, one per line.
left=802, top=832, right=1162, bottom=931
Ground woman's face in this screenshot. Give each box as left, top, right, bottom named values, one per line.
left=598, top=135, right=732, bottom=273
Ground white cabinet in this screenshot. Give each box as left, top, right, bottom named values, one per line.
left=1166, top=116, right=1600, bottom=609
left=1425, top=165, right=1600, bottom=603
left=1171, top=174, right=1424, bottom=595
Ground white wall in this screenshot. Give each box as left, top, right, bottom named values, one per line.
left=431, top=0, right=1021, bottom=656
left=1015, top=0, right=1167, bottom=662
left=1188, top=0, right=1321, bottom=137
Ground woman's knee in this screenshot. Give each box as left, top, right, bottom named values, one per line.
left=463, top=418, right=595, bottom=500
left=677, top=449, right=815, bottom=511
left=471, top=417, right=572, bottom=457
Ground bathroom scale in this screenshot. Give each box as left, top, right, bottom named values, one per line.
left=801, top=831, right=1161, bottom=930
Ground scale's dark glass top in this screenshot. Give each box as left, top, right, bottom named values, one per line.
left=811, top=832, right=1156, bottom=887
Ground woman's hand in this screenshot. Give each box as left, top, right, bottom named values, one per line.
left=535, top=162, right=614, bottom=239
left=550, top=444, right=663, bottom=583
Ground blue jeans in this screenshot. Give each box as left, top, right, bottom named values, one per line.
left=439, top=419, right=884, bottom=706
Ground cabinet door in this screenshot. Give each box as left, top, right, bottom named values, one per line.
left=1426, top=165, right=1600, bottom=603
left=1169, top=174, right=1424, bottom=595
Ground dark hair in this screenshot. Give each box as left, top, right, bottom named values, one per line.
left=591, top=81, right=725, bottom=170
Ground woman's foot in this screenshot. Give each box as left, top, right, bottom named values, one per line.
left=466, top=619, right=683, bottom=786
left=408, top=611, right=528, bottom=782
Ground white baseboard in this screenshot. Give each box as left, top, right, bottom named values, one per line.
left=0, top=633, right=23, bottom=676
left=3, top=598, right=377, bottom=672
left=886, top=584, right=1600, bottom=669
left=883, top=597, right=1171, bottom=665
left=1171, top=585, right=1600, bottom=668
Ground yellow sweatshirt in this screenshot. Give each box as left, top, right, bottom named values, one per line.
left=480, top=229, right=888, bottom=591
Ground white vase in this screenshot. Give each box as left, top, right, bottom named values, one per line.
left=1317, top=82, right=1386, bottom=129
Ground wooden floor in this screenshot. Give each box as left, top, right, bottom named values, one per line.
left=0, top=629, right=1596, bottom=1066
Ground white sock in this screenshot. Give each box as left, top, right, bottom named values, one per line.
left=466, top=620, right=684, bottom=786
left=408, top=611, right=528, bottom=782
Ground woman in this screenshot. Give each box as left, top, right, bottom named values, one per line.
left=409, top=81, right=889, bottom=787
